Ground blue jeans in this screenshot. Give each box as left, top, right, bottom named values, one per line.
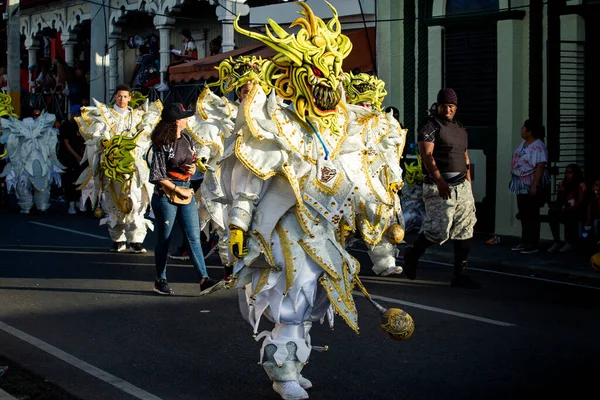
left=151, top=181, right=208, bottom=281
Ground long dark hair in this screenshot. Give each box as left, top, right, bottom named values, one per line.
left=564, top=163, right=584, bottom=196
left=151, top=120, right=178, bottom=148
left=523, top=119, right=546, bottom=141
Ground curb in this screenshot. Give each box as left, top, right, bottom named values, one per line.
left=0, top=389, right=17, bottom=400
left=424, top=249, right=600, bottom=288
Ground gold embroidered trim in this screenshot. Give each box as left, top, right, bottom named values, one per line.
left=357, top=201, right=386, bottom=245
left=253, top=230, right=277, bottom=267
left=298, top=240, right=341, bottom=281
left=319, top=273, right=359, bottom=334
left=275, top=223, right=294, bottom=293
left=253, top=268, right=271, bottom=297
left=196, top=88, right=210, bottom=121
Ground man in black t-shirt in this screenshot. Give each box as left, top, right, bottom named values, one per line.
left=403, top=88, right=480, bottom=289
left=58, top=105, right=86, bottom=214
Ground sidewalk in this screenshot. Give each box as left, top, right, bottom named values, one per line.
left=415, top=233, right=600, bottom=287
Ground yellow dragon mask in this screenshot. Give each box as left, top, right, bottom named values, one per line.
left=208, top=55, right=270, bottom=95
left=234, top=1, right=352, bottom=135
left=343, top=72, right=387, bottom=112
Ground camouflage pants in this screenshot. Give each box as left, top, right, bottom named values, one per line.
left=422, top=180, right=476, bottom=244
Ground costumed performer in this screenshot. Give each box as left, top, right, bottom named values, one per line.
left=180, top=56, right=271, bottom=280
left=75, top=84, right=162, bottom=253
left=1, top=105, right=63, bottom=214
left=343, top=71, right=408, bottom=276
left=214, top=3, right=414, bottom=399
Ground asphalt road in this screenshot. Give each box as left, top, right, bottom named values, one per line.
left=1, top=208, right=599, bottom=400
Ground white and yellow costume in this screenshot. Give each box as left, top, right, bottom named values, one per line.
left=219, top=4, right=409, bottom=399
left=186, top=56, right=270, bottom=266
left=75, top=99, right=162, bottom=244
left=343, top=72, right=408, bottom=276
left=0, top=111, right=63, bottom=213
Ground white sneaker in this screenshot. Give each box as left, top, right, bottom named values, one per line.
left=68, top=202, right=76, bottom=214
left=547, top=243, right=562, bottom=253
left=378, top=265, right=403, bottom=277
left=559, top=243, right=573, bottom=253
left=298, top=375, right=312, bottom=390
left=272, top=381, right=309, bottom=400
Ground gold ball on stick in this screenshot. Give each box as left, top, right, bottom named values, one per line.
left=387, top=223, right=405, bottom=244
left=367, top=297, right=414, bottom=341
left=93, top=207, right=104, bottom=219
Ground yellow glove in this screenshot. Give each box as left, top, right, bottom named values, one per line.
left=196, top=157, right=208, bottom=174
left=229, top=226, right=248, bottom=259
left=389, top=181, right=404, bottom=193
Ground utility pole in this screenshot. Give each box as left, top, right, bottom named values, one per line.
left=7, top=0, right=20, bottom=116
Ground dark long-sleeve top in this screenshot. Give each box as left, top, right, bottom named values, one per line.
left=149, top=131, right=196, bottom=184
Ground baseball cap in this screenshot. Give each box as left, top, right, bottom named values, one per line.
left=161, top=103, right=194, bottom=122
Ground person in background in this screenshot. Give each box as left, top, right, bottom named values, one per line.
left=403, top=88, right=480, bottom=289
left=149, top=103, right=224, bottom=296
left=175, top=29, right=198, bottom=62
left=32, top=109, right=41, bottom=119
left=209, top=36, right=222, bottom=56
left=509, top=119, right=550, bottom=254
left=547, top=164, right=587, bottom=253
left=130, top=45, right=156, bottom=91
left=58, top=105, right=86, bottom=215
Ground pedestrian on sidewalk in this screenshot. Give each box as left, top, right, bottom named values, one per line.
left=547, top=164, right=587, bottom=253
left=148, top=103, right=224, bottom=296
left=509, top=119, right=550, bottom=254
left=403, top=88, right=480, bottom=289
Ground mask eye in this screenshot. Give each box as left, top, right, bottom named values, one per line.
left=311, top=66, right=323, bottom=77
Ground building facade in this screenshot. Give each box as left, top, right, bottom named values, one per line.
left=378, top=0, right=597, bottom=239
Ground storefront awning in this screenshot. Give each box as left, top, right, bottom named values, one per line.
left=168, top=28, right=376, bottom=84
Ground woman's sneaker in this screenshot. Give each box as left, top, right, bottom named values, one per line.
left=153, top=279, right=174, bottom=295
left=511, top=244, right=526, bottom=252
left=199, top=277, right=225, bottom=296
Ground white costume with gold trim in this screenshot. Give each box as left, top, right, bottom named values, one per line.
left=187, top=87, right=237, bottom=265
left=220, top=86, right=399, bottom=394
left=345, top=104, right=407, bottom=275
left=76, top=100, right=162, bottom=243
left=0, top=112, right=63, bottom=213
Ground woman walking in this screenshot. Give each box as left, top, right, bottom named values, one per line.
left=149, top=103, right=224, bottom=295
left=509, top=119, right=550, bottom=254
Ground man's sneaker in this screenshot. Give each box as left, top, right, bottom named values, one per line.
left=169, top=248, right=190, bottom=261
left=520, top=246, right=539, bottom=254
left=403, top=245, right=418, bottom=280
left=511, top=243, right=526, bottom=252
left=110, top=242, right=126, bottom=252
left=547, top=243, right=563, bottom=253
left=272, top=381, right=309, bottom=400
left=153, top=279, right=174, bottom=295
left=451, top=274, right=481, bottom=289
left=130, top=243, right=147, bottom=253
left=298, top=375, right=312, bottom=390
left=559, top=243, right=573, bottom=252
left=199, top=277, right=226, bottom=296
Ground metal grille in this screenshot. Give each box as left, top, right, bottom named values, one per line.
left=554, top=41, right=585, bottom=181
left=444, top=24, right=497, bottom=127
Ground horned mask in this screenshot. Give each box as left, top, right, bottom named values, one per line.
left=234, top=1, right=352, bottom=135
left=343, top=72, right=388, bottom=112
left=208, top=55, right=270, bottom=96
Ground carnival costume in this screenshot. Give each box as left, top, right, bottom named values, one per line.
left=1, top=110, right=63, bottom=213
left=401, top=154, right=426, bottom=234
left=75, top=98, right=162, bottom=245
left=217, top=3, right=414, bottom=399
left=343, top=72, right=408, bottom=276
left=186, top=56, right=270, bottom=266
